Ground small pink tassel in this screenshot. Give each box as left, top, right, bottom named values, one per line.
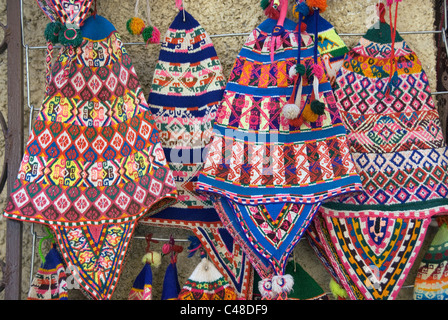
left=312, top=63, right=324, bottom=80
left=150, top=26, right=160, bottom=43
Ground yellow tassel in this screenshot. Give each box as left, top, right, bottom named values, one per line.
left=142, top=252, right=162, bottom=268
left=302, top=103, right=319, bottom=122
left=127, top=17, right=145, bottom=35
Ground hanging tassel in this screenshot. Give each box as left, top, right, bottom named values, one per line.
left=127, top=17, right=146, bottom=35
left=38, top=226, right=54, bottom=265
left=292, top=0, right=310, bottom=19
left=283, top=15, right=307, bottom=126
left=329, top=278, right=348, bottom=300
left=283, top=65, right=304, bottom=120
left=178, top=256, right=237, bottom=300
left=303, top=5, right=326, bottom=122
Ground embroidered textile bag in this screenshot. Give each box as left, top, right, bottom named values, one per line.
left=4, top=1, right=177, bottom=299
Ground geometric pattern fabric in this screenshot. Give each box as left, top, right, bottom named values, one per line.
left=3, top=14, right=177, bottom=300
left=317, top=20, right=448, bottom=300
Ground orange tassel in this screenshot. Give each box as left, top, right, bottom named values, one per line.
left=306, top=0, right=327, bottom=12
left=302, top=103, right=319, bottom=122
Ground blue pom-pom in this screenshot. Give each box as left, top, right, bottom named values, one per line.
left=298, top=2, right=310, bottom=15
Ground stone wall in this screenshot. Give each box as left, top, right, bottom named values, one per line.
left=0, top=0, right=442, bottom=300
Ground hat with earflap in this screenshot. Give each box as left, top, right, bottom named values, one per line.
left=4, top=1, right=177, bottom=300
left=196, top=0, right=362, bottom=300
left=314, top=1, right=448, bottom=300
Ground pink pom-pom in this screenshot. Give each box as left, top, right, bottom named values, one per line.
left=312, top=63, right=324, bottom=80
left=149, top=26, right=160, bottom=44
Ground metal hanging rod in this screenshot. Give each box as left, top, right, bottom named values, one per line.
left=22, top=29, right=443, bottom=51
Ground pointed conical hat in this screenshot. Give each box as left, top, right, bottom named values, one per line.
left=177, top=258, right=237, bottom=300
left=28, top=246, right=68, bottom=300
left=139, top=9, right=252, bottom=298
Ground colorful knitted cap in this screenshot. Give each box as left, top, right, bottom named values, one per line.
left=301, top=6, right=348, bottom=86
left=177, top=257, right=238, bottom=300
left=197, top=0, right=361, bottom=299
left=315, top=3, right=448, bottom=300
left=161, top=257, right=181, bottom=300
left=139, top=9, right=252, bottom=298
left=414, top=217, right=448, bottom=300
left=28, top=245, right=68, bottom=300
left=4, top=4, right=177, bottom=299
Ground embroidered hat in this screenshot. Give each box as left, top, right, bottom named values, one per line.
left=414, top=217, right=448, bottom=300
left=4, top=3, right=177, bottom=300
left=177, top=256, right=238, bottom=300
left=315, top=2, right=448, bottom=300
left=28, top=245, right=68, bottom=300
left=128, top=262, right=155, bottom=300
left=139, top=6, right=252, bottom=298
left=197, top=0, right=362, bottom=299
